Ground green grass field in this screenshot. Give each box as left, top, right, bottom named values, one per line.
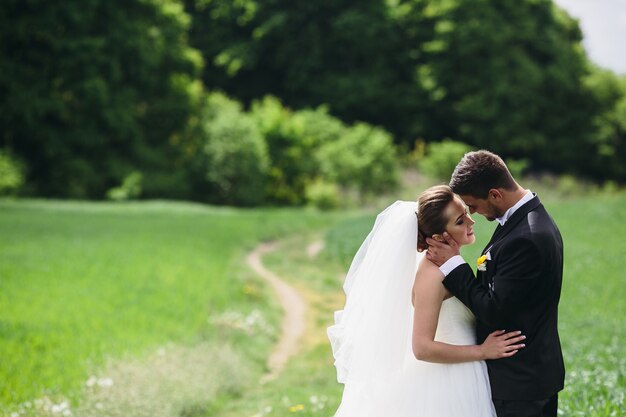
left=0, top=199, right=350, bottom=416
left=1, top=192, right=625, bottom=416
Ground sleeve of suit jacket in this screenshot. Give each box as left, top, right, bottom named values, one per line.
left=442, top=237, right=543, bottom=328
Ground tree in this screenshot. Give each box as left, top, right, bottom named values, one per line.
left=0, top=0, right=203, bottom=198
left=184, top=0, right=426, bottom=140
left=410, top=0, right=598, bottom=172
left=583, top=67, right=626, bottom=182
left=185, top=0, right=609, bottom=179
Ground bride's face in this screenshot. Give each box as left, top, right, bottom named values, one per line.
left=443, top=197, right=476, bottom=247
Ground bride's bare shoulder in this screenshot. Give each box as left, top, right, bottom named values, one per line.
left=415, top=255, right=441, bottom=280
left=412, top=255, right=446, bottom=305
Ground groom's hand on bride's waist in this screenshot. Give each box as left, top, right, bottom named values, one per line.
left=425, top=232, right=461, bottom=267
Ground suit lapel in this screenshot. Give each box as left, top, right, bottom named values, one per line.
left=482, top=224, right=501, bottom=255
left=477, top=196, right=540, bottom=289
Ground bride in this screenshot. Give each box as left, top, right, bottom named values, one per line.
left=327, top=185, right=526, bottom=417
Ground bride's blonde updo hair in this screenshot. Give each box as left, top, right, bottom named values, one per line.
left=416, top=185, right=455, bottom=252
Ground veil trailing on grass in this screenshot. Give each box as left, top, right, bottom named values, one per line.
left=327, top=200, right=424, bottom=415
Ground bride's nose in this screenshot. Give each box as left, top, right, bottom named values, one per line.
left=466, top=214, right=475, bottom=225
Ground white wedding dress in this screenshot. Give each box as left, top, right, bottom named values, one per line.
left=327, top=201, right=496, bottom=417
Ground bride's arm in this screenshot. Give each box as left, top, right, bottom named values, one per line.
left=412, top=261, right=525, bottom=363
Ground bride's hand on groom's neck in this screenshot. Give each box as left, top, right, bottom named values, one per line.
left=425, top=232, right=460, bottom=267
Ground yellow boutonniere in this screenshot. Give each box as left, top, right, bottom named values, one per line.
left=477, top=255, right=488, bottom=272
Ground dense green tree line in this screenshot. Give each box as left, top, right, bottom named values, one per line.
left=186, top=0, right=625, bottom=181
left=184, top=0, right=429, bottom=140
left=0, top=0, right=624, bottom=203
left=0, top=0, right=204, bottom=198
left=409, top=0, right=598, bottom=172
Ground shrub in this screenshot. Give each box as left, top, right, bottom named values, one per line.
left=106, top=171, right=143, bottom=201
left=192, top=93, right=269, bottom=206
left=0, top=150, right=24, bottom=195
left=305, top=179, right=341, bottom=210
left=557, top=174, right=583, bottom=196
left=200, top=94, right=403, bottom=206
left=601, top=180, right=619, bottom=194
left=315, top=123, right=400, bottom=196
left=419, top=140, right=473, bottom=181
left=251, top=97, right=346, bottom=205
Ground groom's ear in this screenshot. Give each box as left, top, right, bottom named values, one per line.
left=488, top=189, right=503, bottom=201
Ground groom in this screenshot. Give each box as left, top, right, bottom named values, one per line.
left=426, top=150, right=564, bottom=417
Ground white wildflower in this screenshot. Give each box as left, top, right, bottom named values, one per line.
left=51, top=401, right=69, bottom=414
left=97, top=377, right=114, bottom=388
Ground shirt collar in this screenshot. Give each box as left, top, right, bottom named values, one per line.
left=496, top=190, right=534, bottom=226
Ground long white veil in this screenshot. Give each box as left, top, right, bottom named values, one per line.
left=327, top=200, right=424, bottom=416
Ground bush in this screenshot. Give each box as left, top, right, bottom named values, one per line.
left=419, top=140, right=473, bottom=181
left=316, top=123, right=400, bottom=196
left=601, top=180, right=620, bottom=194
left=557, top=174, right=584, bottom=197
left=252, top=98, right=401, bottom=204
left=106, top=171, right=143, bottom=201
left=0, top=150, right=24, bottom=195
left=191, top=93, right=269, bottom=206
left=251, top=97, right=346, bottom=205
left=305, top=179, right=341, bottom=210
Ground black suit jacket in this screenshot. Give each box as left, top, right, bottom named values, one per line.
left=443, top=195, right=565, bottom=400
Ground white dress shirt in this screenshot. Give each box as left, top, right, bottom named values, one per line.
left=438, top=190, right=533, bottom=276
left=495, top=190, right=534, bottom=226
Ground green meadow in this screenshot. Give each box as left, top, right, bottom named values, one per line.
left=1, top=192, right=625, bottom=416
left=0, top=199, right=349, bottom=416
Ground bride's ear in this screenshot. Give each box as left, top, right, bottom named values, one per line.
left=432, top=234, right=444, bottom=242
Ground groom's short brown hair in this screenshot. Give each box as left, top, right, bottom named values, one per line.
left=449, top=150, right=516, bottom=198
